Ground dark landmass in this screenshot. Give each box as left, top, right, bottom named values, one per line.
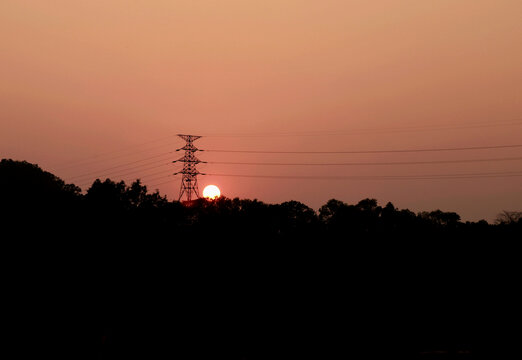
left=1, top=159, right=520, bottom=359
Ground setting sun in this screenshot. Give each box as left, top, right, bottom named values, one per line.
left=203, top=185, right=221, bottom=199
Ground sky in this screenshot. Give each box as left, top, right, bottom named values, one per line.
left=1, top=0, right=521, bottom=222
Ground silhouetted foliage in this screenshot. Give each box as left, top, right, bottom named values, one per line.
left=0, top=159, right=81, bottom=208
left=495, top=210, right=522, bottom=225
left=1, top=159, right=519, bottom=359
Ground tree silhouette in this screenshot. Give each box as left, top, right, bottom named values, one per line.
left=495, top=210, right=522, bottom=225
left=1, top=159, right=520, bottom=359
left=273, top=200, right=319, bottom=237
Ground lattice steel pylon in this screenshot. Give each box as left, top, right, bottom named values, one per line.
left=174, top=134, right=204, bottom=202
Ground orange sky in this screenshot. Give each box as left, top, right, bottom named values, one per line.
left=1, top=0, right=521, bottom=221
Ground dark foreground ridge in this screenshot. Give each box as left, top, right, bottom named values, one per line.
left=1, top=159, right=520, bottom=359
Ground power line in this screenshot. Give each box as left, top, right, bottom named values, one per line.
left=206, top=170, right=522, bottom=180
left=74, top=162, right=173, bottom=187
left=75, top=167, right=174, bottom=187
left=47, top=119, right=522, bottom=170
left=68, top=141, right=204, bottom=187
left=61, top=142, right=522, bottom=182
left=209, top=156, right=522, bottom=166
left=201, top=119, right=522, bottom=137
left=205, top=144, right=522, bottom=154
left=97, top=169, right=522, bottom=190
left=149, top=179, right=177, bottom=188
left=145, top=174, right=173, bottom=183
left=67, top=152, right=174, bottom=181
left=51, top=134, right=180, bottom=169
left=53, top=142, right=177, bottom=171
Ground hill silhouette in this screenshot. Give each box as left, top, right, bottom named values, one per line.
left=1, top=159, right=519, bottom=359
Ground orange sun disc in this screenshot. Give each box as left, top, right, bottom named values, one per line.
left=203, top=185, right=221, bottom=199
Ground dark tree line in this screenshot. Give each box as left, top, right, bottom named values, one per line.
left=2, top=159, right=519, bottom=241
left=1, top=159, right=519, bottom=359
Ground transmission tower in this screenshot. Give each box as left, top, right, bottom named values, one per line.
left=174, top=134, right=204, bottom=202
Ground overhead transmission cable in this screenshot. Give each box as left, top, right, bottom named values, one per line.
left=145, top=170, right=522, bottom=188
left=54, top=142, right=178, bottom=171
left=75, top=167, right=175, bottom=188
left=126, top=174, right=174, bottom=187
left=52, top=118, right=522, bottom=169
left=204, top=144, right=522, bottom=154
left=64, top=142, right=521, bottom=183
left=52, top=134, right=181, bottom=169
left=149, top=178, right=177, bottom=188
left=74, top=161, right=175, bottom=185
left=206, top=170, right=522, bottom=181
left=209, top=156, right=522, bottom=166
left=68, top=152, right=175, bottom=181
left=201, top=119, right=522, bottom=137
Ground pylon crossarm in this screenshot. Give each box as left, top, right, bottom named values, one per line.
left=179, top=144, right=200, bottom=151
left=175, top=170, right=201, bottom=175
left=177, top=134, right=202, bottom=142
left=175, top=156, right=203, bottom=163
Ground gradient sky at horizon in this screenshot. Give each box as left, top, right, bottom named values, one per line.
left=1, top=0, right=521, bottom=222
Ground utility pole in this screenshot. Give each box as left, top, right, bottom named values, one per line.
left=174, top=134, right=204, bottom=202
